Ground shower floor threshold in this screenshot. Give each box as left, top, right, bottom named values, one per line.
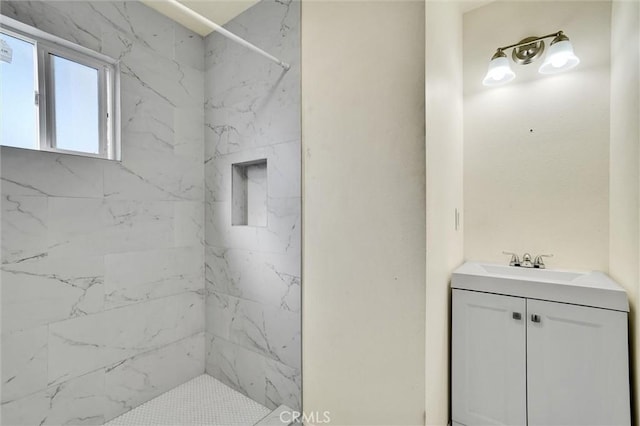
left=105, top=374, right=290, bottom=425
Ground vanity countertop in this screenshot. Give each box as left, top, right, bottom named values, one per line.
left=452, top=262, right=629, bottom=312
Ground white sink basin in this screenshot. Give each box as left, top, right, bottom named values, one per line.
left=479, top=264, right=583, bottom=283
left=452, top=262, right=629, bottom=312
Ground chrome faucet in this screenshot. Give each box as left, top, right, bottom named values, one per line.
left=502, top=251, right=520, bottom=267
left=533, top=254, right=553, bottom=269
left=521, top=253, right=534, bottom=268
left=504, top=252, right=554, bottom=268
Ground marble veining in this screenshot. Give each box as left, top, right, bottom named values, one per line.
left=205, top=246, right=300, bottom=312
left=1, top=326, right=48, bottom=402
left=103, top=333, right=205, bottom=421
left=205, top=334, right=301, bottom=411
left=48, top=291, right=204, bottom=386
left=1, top=195, right=48, bottom=264
left=204, top=0, right=301, bottom=411
left=105, top=247, right=203, bottom=309
left=1, top=0, right=301, bottom=421
left=2, top=254, right=105, bottom=333
left=206, top=290, right=300, bottom=369
left=1, top=369, right=106, bottom=426
left=1, top=1, right=205, bottom=424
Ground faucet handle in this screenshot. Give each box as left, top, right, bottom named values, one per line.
left=503, top=251, right=520, bottom=267
left=533, top=254, right=553, bottom=269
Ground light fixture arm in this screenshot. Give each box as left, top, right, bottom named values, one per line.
left=496, top=31, right=564, bottom=53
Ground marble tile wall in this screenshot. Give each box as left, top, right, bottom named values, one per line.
left=204, top=0, right=301, bottom=411
left=0, top=1, right=205, bottom=424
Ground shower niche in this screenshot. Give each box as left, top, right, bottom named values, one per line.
left=232, top=159, right=268, bottom=227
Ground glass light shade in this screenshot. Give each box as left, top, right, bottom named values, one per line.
left=482, top=56, right=516, bottom=86
left=538, top=40, right=580, bottom=74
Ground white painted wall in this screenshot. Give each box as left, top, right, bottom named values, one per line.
left=609, top=0, right=640, bottom=422
left=425, top=2, right=635, bottom=424
left=464, top=1, right=612, bottom=271
left=301, top=1, right=426, bottom=424
left=425, top=1, right=464, bottom=424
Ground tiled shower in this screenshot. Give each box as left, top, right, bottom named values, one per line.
left=0, top=0, right=301, bottom=424
left=203, top=0, right=301, bottom=411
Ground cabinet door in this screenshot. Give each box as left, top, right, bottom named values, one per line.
left=452, top=289, right=527, bottom=426
left=527, top=299, right=630, bottom=426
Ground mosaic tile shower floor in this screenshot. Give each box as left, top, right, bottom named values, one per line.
left=105, top=375, right=271, bottom=425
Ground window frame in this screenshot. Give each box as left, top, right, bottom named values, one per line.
left=0, top=15, right=120, bottom=160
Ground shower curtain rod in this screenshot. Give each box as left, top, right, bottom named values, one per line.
left=166, top=0, right=291, bottom=71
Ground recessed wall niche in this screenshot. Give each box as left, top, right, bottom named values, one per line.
left=232, top=159, right=268, bottom=227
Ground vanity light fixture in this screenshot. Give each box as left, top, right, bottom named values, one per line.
left=482, top=31, right=580, bottom=86
left=482, top=50, right=516, bottom=86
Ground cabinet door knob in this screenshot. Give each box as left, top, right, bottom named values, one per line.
left=512, top=312, right=522, bottom=320
left=531, top=314, right=541, bottom=323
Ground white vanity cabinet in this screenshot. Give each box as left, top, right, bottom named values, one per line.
left=451, top=262, right=631, bottom=426
left=452, top=290, right=527, bottom=426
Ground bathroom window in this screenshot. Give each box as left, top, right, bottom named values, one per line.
left=0, top=17, right=120, bottom=160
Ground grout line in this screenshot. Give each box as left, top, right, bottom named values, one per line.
left=2, top=332, right=206, bottom=405
left=204, top=333, right=300, bottom=374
